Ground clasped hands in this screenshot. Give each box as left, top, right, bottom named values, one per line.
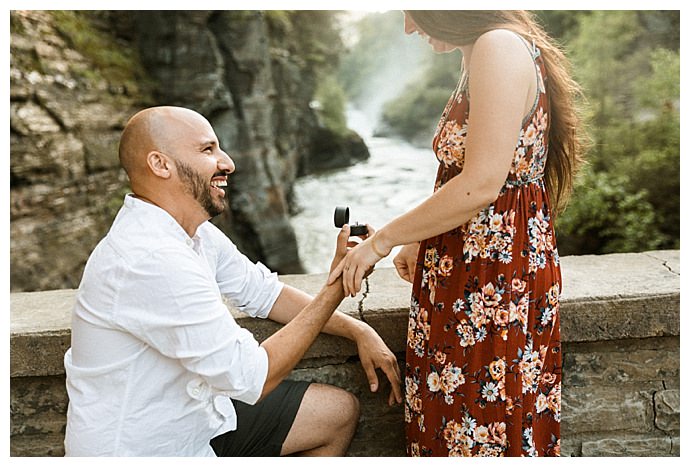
left=327, top=224, right=389, bottom=297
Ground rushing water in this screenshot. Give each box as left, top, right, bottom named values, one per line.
left=290, top=107, right=439, bottom=273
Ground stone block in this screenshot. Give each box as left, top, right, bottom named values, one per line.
left=654, top=389, right=680, bottom=432
left=560, top=436, right=581, bottom=457
left=561, top=295, right=679, bottom=343
left=10, top=289, right=76, bottom=335
left=581, top=434, right=674, bottom=456
left=10, top=433, right=65, bottom=457
left=562, top=337, right=680, bottom=388
left=360, top=268, right=413, bottom=354
left=10, top=375, right=67, bottom=438
left=11, top=289, right=75, bottom=377
left=11, top=333, right=71, bottom=379
left=562, top=384, right=657, bottom=435
left=670, top=436, right=680, bottom=456
left=361, top=268, right=412, bottom=315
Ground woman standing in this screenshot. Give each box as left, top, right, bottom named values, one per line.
left=329, top=11, right=585, bottom=456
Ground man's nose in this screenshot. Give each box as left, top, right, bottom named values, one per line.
left=218, top=150, right=235, bottom=174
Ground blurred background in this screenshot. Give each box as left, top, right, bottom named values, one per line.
left=10, top=10, right=680, bottom=292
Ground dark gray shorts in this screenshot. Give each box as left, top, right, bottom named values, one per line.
left=210, top=380, right=311, bottom=457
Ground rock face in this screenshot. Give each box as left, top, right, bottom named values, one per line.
left=10, top=10, right=369, bottom=292
left=10, top=11, right=141, bottom=292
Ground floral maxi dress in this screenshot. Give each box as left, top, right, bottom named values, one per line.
left=405, top=39, right=562, bottom=457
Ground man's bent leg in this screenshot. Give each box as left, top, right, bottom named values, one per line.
left=211, top=380, right=311, bottom=456
left=280, top=383, right=360, bottom=456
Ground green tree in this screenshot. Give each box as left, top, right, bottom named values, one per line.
left=556, top=166, right=664, bottom=255
left=557, top=12, right=680, bottom=253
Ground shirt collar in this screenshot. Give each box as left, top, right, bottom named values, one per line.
left=123, top=194, right=202, bottom=247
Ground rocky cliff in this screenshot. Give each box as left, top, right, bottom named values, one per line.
left=10, top=10, right=368, bottom=292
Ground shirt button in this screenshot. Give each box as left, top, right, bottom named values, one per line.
left=192, top=387, right=200, bottom=396
left=186, top=239, right=193, bottom=246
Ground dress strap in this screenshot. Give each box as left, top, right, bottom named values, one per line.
left=458, top=65, right=469, bottom=94
left=508, top=30, right=544, bottom=126
left=510, top=30, right=540, bottom=60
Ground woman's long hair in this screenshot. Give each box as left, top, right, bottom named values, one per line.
left=406, top=10, right=587, bottom=215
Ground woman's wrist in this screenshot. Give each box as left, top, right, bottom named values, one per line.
left=372, top=229, right=394, bottom=258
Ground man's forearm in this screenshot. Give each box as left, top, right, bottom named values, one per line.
left=259, top=281, right=346, bottom=399
left=267, top=285, right=368, bottom=341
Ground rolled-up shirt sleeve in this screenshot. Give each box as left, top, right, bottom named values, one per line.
left=113, top=247, right=267, bottom=405
left=210, top=229, right=283, bottom=319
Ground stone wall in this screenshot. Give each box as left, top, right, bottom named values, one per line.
left=10, top=250, right=680, bottom=456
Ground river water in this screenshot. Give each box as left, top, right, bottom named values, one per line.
left=290, top=107, right=439, bottom=273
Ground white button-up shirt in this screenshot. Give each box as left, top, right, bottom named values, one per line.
left=64, top=195, right=283, bottom=456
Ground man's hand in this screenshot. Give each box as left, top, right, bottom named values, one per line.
left=393, top=242, right=420, bottom=283
left=353, top=323, right=403, bottom=406
left=329, top=225, right=357, bottom=275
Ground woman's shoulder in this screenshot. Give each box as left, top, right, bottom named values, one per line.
left=473, top=29, right=526, bottom=55
left=468, top=28, right=534, bottom=78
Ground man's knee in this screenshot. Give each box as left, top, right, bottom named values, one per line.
left=339, top=387, right=360, bottom=428
left=310, top=384, right=359, bottom=431
left=281, top=383, right=360, bottom=455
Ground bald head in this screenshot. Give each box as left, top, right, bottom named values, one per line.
left=118, top=106, right=212, bottom=181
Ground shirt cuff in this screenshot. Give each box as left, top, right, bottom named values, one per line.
left=235, top=345, right=269, bottom=406
left=252, top=264, right=285, bottom=319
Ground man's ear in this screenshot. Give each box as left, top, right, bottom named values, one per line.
left=146, top=151, right=173, bottom=179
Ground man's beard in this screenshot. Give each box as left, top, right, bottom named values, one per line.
left=174, top=159, right=225, bottom=218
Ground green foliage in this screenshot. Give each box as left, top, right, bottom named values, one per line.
left=555, top=167, right=664, bottom=255
left=635, top=48, right=680, bottom=109
left=381, top=85, right=450, bottom=142
left=264, top=10, right=293, bottom=33
left=533, top=11, right=590, bottom=42
left=556, top=12, right=679, bottom=254
left=10, top=12, right=26, bottom=34
left=51, top=11, right=145, bottom=89
left=314, top=74, right=349, bottom=137
left=287, top=11, right=344, bottom=69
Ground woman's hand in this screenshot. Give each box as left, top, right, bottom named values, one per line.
left=327, top=225, right=390, bottom=296
left=393, top=242, right=420, bottom=283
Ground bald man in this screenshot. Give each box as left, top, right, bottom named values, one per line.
left=64, top=106, right=402, bottom=457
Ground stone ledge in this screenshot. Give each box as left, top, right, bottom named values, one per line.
left=10, top=250, right=680, bottom=377
left=9, top=250, right=681, bottom=457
